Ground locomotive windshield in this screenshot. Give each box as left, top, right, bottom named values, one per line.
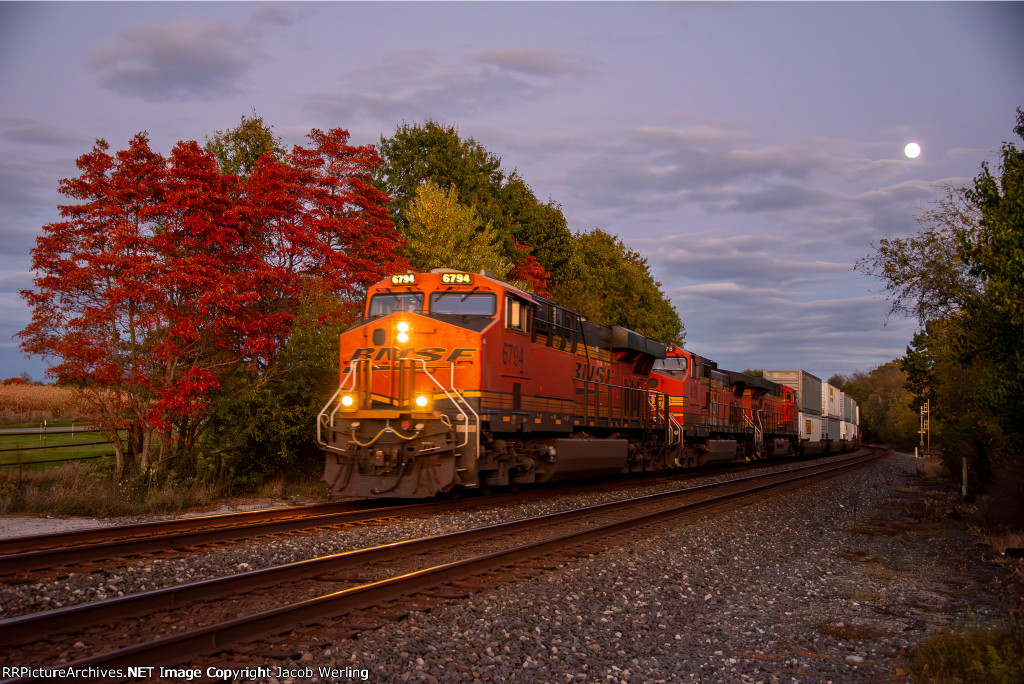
left=653, top=356, right=689, bottom=374
left=368, top=292, right=424, bottom=317
left=429, top=291, right=497, bottom=316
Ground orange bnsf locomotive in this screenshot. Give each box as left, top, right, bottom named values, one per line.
left=318, top=270, right=859, bottom=498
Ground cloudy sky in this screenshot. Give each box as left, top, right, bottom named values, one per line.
left=2, top=2, right=1022, bottom=383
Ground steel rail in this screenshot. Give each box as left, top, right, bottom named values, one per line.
left=1, top=449, right=849, bottom=567
left=0, top=474, right=679, bottom=573
left=0, top=451, right=882, bottom=682
left=0, top=462, right=706, bottom=558
left=0, top=451, right=877, bottom=647
left=0, top=496, right=506, bottom=575
left=0, top=501, right=376, bottom=555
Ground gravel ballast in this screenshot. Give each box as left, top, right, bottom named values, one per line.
left=0, top=455, right=865, bottom=617
left=280, top=453, right=1007, bottom=683
left=2, top=453, right=1012, bottom=682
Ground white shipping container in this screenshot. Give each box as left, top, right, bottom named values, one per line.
left=843, top=394, right=857, bottom=422
left=821, top=383, right=842, bottom=419
left=825, top=417, right=841, bottom=441
left=798, top=412, right=823, bottom=441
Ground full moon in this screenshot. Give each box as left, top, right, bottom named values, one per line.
left=904, top=142, right=921, bottom=159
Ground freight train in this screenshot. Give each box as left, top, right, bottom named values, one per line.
left=318, top=269, right=859, bottom=498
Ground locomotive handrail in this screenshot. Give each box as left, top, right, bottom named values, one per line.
left=449, top=362, right=481, bottom=457
left=662, top=396, right=684, bottom=447
left=445, top=365, right=476, bottom=451
left=411, top=357, right=480, bottom=453
left=316, top=360, right=360, bottom=454
left=316, top=385, right=344, bottom=453
left=645, top=391, right=681, bottom=447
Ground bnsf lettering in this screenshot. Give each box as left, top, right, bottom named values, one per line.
left=575, top=362, right=613, bottom=384
left=348, top=347, right=477, bottom=363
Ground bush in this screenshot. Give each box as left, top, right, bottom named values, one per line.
left=4, top=463, right=218, bottom=517
left=910, top=628, right=1024, bottom=683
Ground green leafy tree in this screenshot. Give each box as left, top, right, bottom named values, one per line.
left=377, top=120, right=684, bottom=343
left=498, top=176, right=575, bottom=279
left=840, top=362, right=918, bottom=449
left=204, top=112, right=285, bottom=179
left=551, top=229, right=684, bottom=345
left=404, top=181, right=511, bottom=278
left=201, top=313, right=346, bottom=488
left=855, top=184, right=983, bottom=324
left=376, top=121, right=573, bottom=282
left=858, top=108, right=1024, bottom=518
left=376, top=120, right=504, bottom=236
left=961, top=107, right=1024, bottom=455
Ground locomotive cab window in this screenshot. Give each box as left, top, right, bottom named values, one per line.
left=653, top=356, right=688, bottom=374
left=369, top=292, right=423, bottom=317
left=429, top=291, right=497, bottom=317
left=505, top=296, right=531, bottom=333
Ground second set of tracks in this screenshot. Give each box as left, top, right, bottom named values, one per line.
left=0, top=448, right=886, bottom=683
left=0, top=453, right=823, bottom=578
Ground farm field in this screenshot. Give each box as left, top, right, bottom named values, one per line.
left=0, top=383, right=113, bottom=470
left=0, top=382, right=87, bottom=423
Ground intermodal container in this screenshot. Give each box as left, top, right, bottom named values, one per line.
left=763, top=370, right=823, bottom=416
left=821, top=384, right=842, bottom=419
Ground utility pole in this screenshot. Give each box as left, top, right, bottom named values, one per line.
left=919, top=400, right=930, bottom=458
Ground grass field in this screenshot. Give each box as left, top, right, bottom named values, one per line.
left=0, top=432, right=117, bottom=470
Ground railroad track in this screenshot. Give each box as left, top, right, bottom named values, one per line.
left=0, top=498, right=457, bottom=577
left=0, top=455, right=813, bottom=578
left=0, top=448, right=885, bottom=683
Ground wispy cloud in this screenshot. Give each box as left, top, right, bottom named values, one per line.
left=89, top=11, right=292, bottom=102
left=471, top=48, right=598, bottom=77
left=1, top=118, right=86, bottom=147
left=642, top=231, right=850, bottom=289
left=668, top=280, right=915, bottom=378
left=305, top=47, right=595, bottom=124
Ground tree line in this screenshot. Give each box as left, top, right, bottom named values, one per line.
left=17, top=115, right=684, bottom=488
left=856, top=108, right=1024, bottom=524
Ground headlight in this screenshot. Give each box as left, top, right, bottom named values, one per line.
left=396, top=321, right=410, bottom=344
left=340, top=393, right=357, bottom=410
left=414, top=394, right=429, bottom=408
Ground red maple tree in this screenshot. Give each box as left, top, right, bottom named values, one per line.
left=18, top=129, right=406, bottom=472
left=509, top=241, right=551, bottom=298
